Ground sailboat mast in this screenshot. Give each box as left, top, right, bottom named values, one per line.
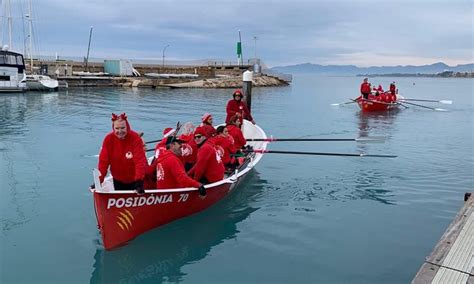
left=6, top=0, right=13, bottom=49
left=85, top=26, right=93, bottom=71
left=28, top=0, right=33, bottom=72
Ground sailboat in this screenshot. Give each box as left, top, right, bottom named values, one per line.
left=23, top=0, right=59, bottom=91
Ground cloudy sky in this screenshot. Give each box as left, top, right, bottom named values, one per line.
left=1, top=0, right=472, bottom=67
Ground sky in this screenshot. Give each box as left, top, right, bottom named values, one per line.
left=1, top=0, right=472, bottom=67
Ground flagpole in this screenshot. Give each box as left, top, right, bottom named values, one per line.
left=237, top=30, right=242, bottom=66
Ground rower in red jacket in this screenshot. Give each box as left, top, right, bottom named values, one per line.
left=360, top=78, right=371, bottom=99
left=225, top=89, right=256, bottom=125
left=200, top=113, right=216, bottom=138
left=143, top=127, right=176, bottom=189
left=188, top=126, right=225, bottom=184
left=156, top=136, right=205, bottom=195
left=98, top=113, right=147, bottom=193
left=210, top=125, right=236, bottom=166
left=226, top=115, right=247, bottom=151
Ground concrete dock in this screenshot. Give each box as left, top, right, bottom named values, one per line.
left=412, top=193, right=474, bottom=283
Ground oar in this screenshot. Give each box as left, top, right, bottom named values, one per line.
left=398, top=101, right=448, bottom=111
left=399, top=98, right=452, bottom=104
left=246, top=137, right=386, bottom=143
left=145, top=121, right=183, bottom=144
left=245, top=149, right=397, bottom=158
left=331, top=99, right=357, bottom=106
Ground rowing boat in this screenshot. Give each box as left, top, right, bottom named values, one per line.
left=356, top=93, right=402, bottom=112
left=90, top=119, right=268, bottom=250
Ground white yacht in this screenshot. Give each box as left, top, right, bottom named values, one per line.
left=0, top=48, right=27, bottom=93
left=25, top=74, right=59, bottom=91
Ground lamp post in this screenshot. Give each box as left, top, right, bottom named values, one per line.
left=162, top=44, right=170, bottom=67
left=253, top=36, right=257, bottom=59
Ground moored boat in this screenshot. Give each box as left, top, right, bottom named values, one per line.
left=90, top=119, right=268, bottom=250
left=25, top=74, right=59, bottom=91
left=0, top=49, right=27, bottom=93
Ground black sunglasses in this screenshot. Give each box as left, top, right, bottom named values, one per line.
left=194, top=135, right=202, bottom=139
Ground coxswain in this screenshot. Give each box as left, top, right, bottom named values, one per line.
left=225, top=89, right=256, bottom=125
left=187, top=126, right=225, bottom=184
left=200, top=113, right=216, bottom=138
left=389, top=81, right=397, bottom=102
left=97, top=113, right=147, bottom=194
left=155, top=136, right=206, bottom=195
left=360, top=78, right=371, bottom=99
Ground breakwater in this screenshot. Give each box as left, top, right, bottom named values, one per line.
left=30, top=60, right=290, bottom=88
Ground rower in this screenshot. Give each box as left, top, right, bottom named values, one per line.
left=226, top=115, right=247, bottom=151
left=155, top=136, right=206, bottom=195
left=187, top=126, right=225, bottom=184
left=200, top=113, right=216, bottom=138
left=210, top=125, right=236, bottom=169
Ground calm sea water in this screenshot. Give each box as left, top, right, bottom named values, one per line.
left=1, top=75, right=473, bottom=283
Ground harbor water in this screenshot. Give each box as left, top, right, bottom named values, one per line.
left=1, top=75, right=473, bottom=283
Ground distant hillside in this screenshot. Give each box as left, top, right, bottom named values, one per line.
left=270, top=62, right=474, bottom=75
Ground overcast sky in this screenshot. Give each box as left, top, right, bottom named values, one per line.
left=1, top=0, right=472, bottom=67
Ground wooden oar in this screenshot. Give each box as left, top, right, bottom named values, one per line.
left=245, top=149, right=397, bottom=158
left=399, top=98, right=452, bottom=104
left=246, top=137, right=386, bottom=143
left=398, top=101, right=448, bottom=111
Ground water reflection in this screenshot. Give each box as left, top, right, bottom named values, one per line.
left=356, top=110, right=399, bottom=137
left=0, top=92, right=60, bottom=139
left=355, top=111, right=398, bottom=205
left=90, top=171, right=267, bottom=284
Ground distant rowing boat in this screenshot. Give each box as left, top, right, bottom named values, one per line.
left=356, top=93, right=403, bottom=112
left=90, top=120, right=268, bottom=250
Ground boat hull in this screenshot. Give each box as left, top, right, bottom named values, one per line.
left=91, top=120, right=267, bottom=250
left=26, top=75, right=59, bottom=91
left=357, top=98, right=399, bottom=112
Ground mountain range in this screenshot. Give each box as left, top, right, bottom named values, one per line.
left=270, top=62, right=473, bottom=75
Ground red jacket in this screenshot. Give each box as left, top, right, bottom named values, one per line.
left=360, top=82, right=371, bottom=94
left=98, top=129, right=147, bottom=184
left=180, top=134, right=198, bottom=165
left=155, top=150, right=201, bottom=189
left=389, top=83, right=396, bottom=94
left=200, top=123, right=216, bottom=138
left=225, top=99, right=253, bottom=124
left=188, top=140, right=225, bottom=183
left=227, top=125, right=246, bottom=151
left=210, top=135, right=235, bottom=165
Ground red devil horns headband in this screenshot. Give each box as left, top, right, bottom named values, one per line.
left=111, top=113, right=127, bottom=121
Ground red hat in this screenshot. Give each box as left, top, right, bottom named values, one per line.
left=163, top=127, right=175, bottom=138
left=111, top=112, right=131, bottom=131
left=194, top=126, right=207, bottom=137
left=233, top=89, right=243, bottom=97
left=201, top=113, right=212, bottom=123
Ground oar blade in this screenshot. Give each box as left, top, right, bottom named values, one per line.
left=354, top=136, right=387, bottom=143
left=440, top=100, right=452, bottom=105
left=434, top=108, right=448, bottom=112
